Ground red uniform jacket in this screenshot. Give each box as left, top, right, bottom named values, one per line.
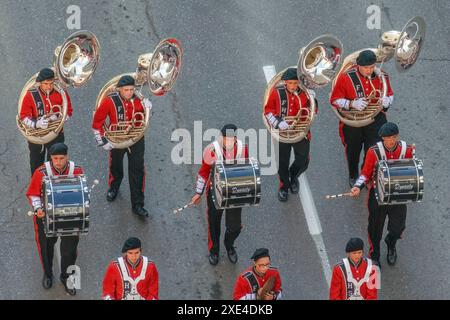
left=330, top=66, right=393, bottom=109
left=233, top=266, right=282, bottom=300
left=329, top=258, right=378, bottom=300
left=355, top=141, right=414, bottom=190
left=26, top=162, right=84, bottom=205
left=195, top=141, right=249, bottom=195
left=102, top=256, right=159, bottom=300
left=92, top=93, right=145, bottom=136
left=20, top=87, right=73, bottom=121
left=264, top=86, right=315, bottom=140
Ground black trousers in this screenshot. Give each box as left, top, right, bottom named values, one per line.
left=367, top=188, right=407, bottom=261
left=340, top=113, right=386, bottom=179
left=33, top=216, right=79, bottom=280
left=206, top=191, right=242, bottom=255
left=278, top=138, right=310, bottom=191
left=108, top=138, right=145, bottom=207
left=28, top=132, right=65, bottom=176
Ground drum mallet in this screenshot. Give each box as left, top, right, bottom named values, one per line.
left=325, top=192, right=352, bottom=199
left=89, top=179, right=99, bottom=192
left=173, top=202, right=194, bottom=214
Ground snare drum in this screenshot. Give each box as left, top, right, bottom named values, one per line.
left=374, top=158, right=424, bottom=205
left=211, top=158, right=261, bottom=209
left=43, top=175, right=90, bottom=237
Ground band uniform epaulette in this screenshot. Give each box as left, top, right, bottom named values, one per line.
left=38, top=166, right=47, bottom=175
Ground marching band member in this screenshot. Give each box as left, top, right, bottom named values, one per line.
left=19, top=68, right=73, bottom=175
left=102, top=237, right=159, bottom=300
left=92, top=75, right=153, bottom=217
left=26, top=143, right=82, bottom=295
left=329, top=238, right=378, bottom=300
left=190, top=124, right=249, bottom=266
left=330, top=50, right=394, bottom=187
left=264, top=68, right=317, bottom=202
left=350, top=122, right=414, bottom=267
left=233, top=248, right=282, bottom=300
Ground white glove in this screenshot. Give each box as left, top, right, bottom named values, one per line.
left=36, top=118, right=49, bottom=129
left=48, top=114, right=59, bottom=122
left=381, top=96, right=391, bottom=108
left=351, top=98, right=368, bottom=111
left=102, top=142, right=114, bottom=151
left=278, top=121, right=289, bottom=130
left=143, top=98, right=153, bottom=109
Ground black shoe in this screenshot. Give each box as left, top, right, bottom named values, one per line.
left=227, top=247, right=238, bottom=264
left=132, top=205, right=149, bottom=217
left=278, top=189, right=288, bottom=202
left=385, top=238, right=397, bottom=266
left=349, top=178, right=357, bottom=188
left=60, top=276, right=76, bottom=296
left=42, top=274, right=53, bottom=289
left=106, top=188, right=118, bottom=202
left=290, top=176, right=299, bottom=194
left=208, top=252, right=219, bottom=266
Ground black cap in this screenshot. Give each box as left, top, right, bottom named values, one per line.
left=48, top=143, right=68, bottom=156
left=378, top=122, right=399, bottom=137
left=251, top=248, right=270, bottom=261
left=122, top=237, right=142, bottom=253
left=221, top=124, right=238, bottom=137
left=281, top=68, right=298, bottom=81
left=356, top=50, right=377, bottom=66
left=345, top=238, right=364, bottom=253
left=117, top=75, right=135, bottom=88
left=36, top=68, right=55, bottom=82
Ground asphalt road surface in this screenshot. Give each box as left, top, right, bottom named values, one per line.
left=0, top=0, right=449, bottom=299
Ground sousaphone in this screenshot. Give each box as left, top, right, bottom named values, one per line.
left=331, top=16, right=426, bottom=127
left=263, top=34, right=343, bottom=143
left=17, top=30, right=100, bottom=145
left=94, top=38, right=183, bottom=149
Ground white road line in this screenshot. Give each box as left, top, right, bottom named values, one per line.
left=263, top=65, right=332, bottom=288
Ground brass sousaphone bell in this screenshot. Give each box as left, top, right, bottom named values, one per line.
left=331, top=16, right=426, bottom=127
left=17, top=30, right=101, bottom=145
left=94, top=38, right=183, bottom=149
left=263, top=34, right=343, bottom=143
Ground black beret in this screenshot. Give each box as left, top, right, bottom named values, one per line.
left=117, top=75, right=135, bottom=88
left=345, top=238, right=364, bottom=253
left=281, top=68, right=298, bottom=81
left=48, top=143, right=68, bottom=156
left=122, top=237, right=142, bottom=253
left=221, top=123, right=238, bottom=137
left=251, top=248, right=270, bottom=261
left=36, top=68, right=55, bottom=82
left=378, top=122, right=399, bottom=137
left=356, top=50, right=377, bottom=66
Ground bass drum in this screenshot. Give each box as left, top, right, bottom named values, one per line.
left=211, top=158, right=261, bottom=209
left=43, top=175, right=90, bottom=237
left=375, top=158, right=424, bottom=205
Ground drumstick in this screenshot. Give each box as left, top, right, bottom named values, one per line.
left=173, top=202, right=194, bottom=214
left=27, top=211, right=35, bottom=217
left=325, top=192, right=352, bottom=199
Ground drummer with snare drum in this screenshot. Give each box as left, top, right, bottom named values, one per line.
left=26, top=143, right=83, bottom=296
left=349, top=122, right=415, bottom=268
left=190, top=124, right=249, bottom=266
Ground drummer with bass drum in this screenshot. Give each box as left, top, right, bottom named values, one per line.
left=349, top=122, right=420, bottom=268
left=26, top=143, right=83, bottom=296
left=190, top=124, right=250, bottom=266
